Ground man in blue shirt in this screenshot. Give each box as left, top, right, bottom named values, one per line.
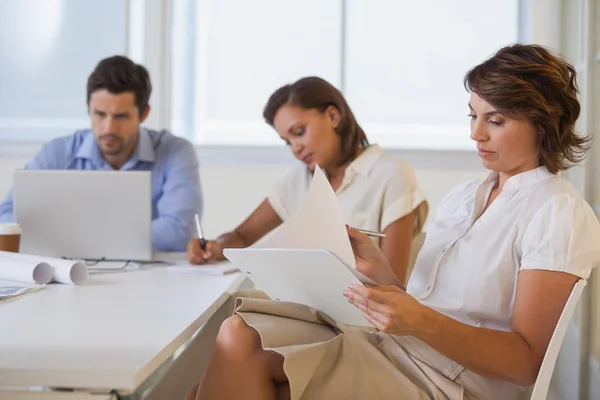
left=0, top=56, right=203, bottom=252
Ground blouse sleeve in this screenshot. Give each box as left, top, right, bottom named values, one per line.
left=520, top=193, right=600, bottom=279
left=380, top=160, right=429, bottom=234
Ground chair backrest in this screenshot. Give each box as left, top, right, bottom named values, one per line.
left=529, top=279, right=587, bottom=400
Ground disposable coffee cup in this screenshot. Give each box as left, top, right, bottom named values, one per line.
left=0, top=223, right=21, bottom=253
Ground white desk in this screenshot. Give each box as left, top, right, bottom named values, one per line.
left=0, top=265, right=245, bottom=399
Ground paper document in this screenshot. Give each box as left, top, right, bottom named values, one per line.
left=167, top=261, right=238, bottom=276
left=0, top=279, right=44, bottom=303
left=0, top=251, right=88, bottom=285
left=254, top=166, right=355, bottom=268
left=225, top=248, right=373, bottom=326
left=224, top=165, right=375, bottom=327
left=0, top=253, right=53, bottom=284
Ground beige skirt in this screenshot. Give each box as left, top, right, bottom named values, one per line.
left=233, top=292, right=521, bottom=400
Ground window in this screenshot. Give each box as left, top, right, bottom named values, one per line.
left=0, top=0, right=127, bottom=142
left=171, top=0, right=519, bottom=150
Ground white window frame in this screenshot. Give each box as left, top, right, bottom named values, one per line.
left=181, top=0, right=518, bottom=151
left=123, top=0, right=571, bottom=162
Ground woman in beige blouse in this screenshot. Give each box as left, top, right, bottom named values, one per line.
left=186, top=44, right=600, bottom=400
left=188, top=77, right=428, bottom=283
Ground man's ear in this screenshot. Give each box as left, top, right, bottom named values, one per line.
left=326, top=105, right=341, bottom=129
left=139, top=105, right=151, bottom=123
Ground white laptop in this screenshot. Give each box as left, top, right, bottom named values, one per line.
left=13, top=170, right=152, bottom=261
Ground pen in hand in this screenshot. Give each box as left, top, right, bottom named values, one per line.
left=194, top=214, right=209, bottom=262
left=355, top=228, right=386, bottom=238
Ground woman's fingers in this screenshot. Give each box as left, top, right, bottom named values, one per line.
left=204, top=241, right=219, bottom=259
left=344, top=285, right=413, bottom=334
left=205, top=240, right=226, bottom=261
left=346, top=225, right=375, bottom=255
left=346, top=225, right=370, bottom=243
left=343, top=285, right=393, bottom=313
left=187, top=238, right=210, bottom=264
left=361, top=311, right=388, bottom=331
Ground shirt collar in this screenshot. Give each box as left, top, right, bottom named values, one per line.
left=75, top=131, right=104, bottom=167
left=75, top=127, right=155, bottom=167
left=346, top=144, right=383, bottom=177
left=483, top=166, right=556, bottom=192
left=132, top=127, right=156, bottom=163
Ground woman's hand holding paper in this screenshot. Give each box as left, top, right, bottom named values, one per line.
left=343, top=284, right=427, bottom=335
left=346, top=226, right=404, bottom=289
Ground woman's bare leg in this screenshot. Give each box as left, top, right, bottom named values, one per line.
left=191, top=315, right=289, bottom=400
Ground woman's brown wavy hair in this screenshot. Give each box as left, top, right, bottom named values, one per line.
left=263, top=77, right=369, bottom=166
left=464, top=44, right=591, bottom=173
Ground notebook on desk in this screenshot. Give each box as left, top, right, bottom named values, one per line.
left=13, top=170, right=153, bottom=261
left=223, top=165, right=376, bottom=328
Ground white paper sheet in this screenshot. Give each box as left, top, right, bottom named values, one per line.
left=224, top=248, right=372, bottom=327
left=0, top=252, right=51, bottom=302
left=167, top=261, right=238, bottom=276
left=0, top=251, right=53, bottom=284
left=253, top=165, right=355, bottom=269
left=0, top=279, right=45, bottom=302
left=0, top=251, right=88, bottom=285
left=222, top=165, right=377, bottom=326
left=44, top=257, right=88, bottom=285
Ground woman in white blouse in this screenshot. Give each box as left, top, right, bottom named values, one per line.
left=186, top=44, right=600, bottom=400
left=187, top=77, right=428, bottom=283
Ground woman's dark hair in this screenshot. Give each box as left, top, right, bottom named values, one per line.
left=263, top=77, right=368, bottom=165
left=464, top=44, right=591, bottom=174
left=86, top=55, right=152, bottom=116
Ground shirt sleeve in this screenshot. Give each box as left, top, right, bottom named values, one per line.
left=151, top=138, right=203, bottom=252
left=520, top=193, right=600, bottom=279
left=380, top=160, right=429, bottom=234
left=0, top=140, right=65, bottom=222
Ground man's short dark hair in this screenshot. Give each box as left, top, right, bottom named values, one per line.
left=86, top=55, right=152, bottom=116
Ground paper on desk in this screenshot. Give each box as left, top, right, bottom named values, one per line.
left=0, top=279, right=45, bottom=302
left=0, top=251, right=53, bottom=284
left=45, top=257, right=88, bottom=284
left=167, top=261, right=238, bottom=276
left=253, top=165, right=355, bottom=269
left=0, top=251, right=87, bottom=285
left=0, top=252, right=51, bottom=302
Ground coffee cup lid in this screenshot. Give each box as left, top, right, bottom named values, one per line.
left=0, top=223, right=21, bottom=235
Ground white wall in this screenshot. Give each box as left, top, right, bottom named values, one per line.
left=0, top=147, right=488, bottom=238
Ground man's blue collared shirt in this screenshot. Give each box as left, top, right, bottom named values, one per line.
left=0, top=128, right=203, bottom=252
